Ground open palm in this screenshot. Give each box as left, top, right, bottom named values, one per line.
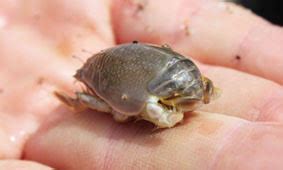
left=1, top=0, right=283, bottom=169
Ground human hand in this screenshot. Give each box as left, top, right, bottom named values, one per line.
left=1, top=0, right=283, bottom=169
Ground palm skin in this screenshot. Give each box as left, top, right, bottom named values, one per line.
left=1, top=0, right=283, bottom=169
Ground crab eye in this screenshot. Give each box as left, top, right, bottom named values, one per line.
left=202, top=77, right=214, bottom=104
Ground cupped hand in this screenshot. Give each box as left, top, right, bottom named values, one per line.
left=1, top=0, right=283, bottom=169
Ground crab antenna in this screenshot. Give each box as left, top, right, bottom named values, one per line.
left=72, top=55, right=84, bottom=64
left=81, top=49, right=93, bottom=54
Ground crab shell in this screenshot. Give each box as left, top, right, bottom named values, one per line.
left=74, top=43, right=207, bottom=117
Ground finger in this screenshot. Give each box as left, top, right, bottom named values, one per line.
left=198, top=63, right=283, bottom=122
left=0, top=112, right=39, bottom=159
left=0, top=0, right=113, bottom=59
left=0, top=0, right=113, bottom=158
left=24, top=111, right=283, bottom=169
left=0, top=160, right=53, bottom=170
left=112, top=0, right=283, bottom=84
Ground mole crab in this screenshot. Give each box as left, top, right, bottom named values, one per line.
left=55, top=42, right=220, bottom=128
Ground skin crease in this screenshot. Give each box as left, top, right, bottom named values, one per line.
left=0, top=0, right=282, bottom=169
left=0, top=160, right=52, bottom=170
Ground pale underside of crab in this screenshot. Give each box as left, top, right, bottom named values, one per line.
left=55, top=42, right=219, bottom=128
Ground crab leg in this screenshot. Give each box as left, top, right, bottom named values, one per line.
left=75, top=92, right=112, bottom=113
left=143, top=97, right=184, bottom=128
left=54, top=91, right=112, bottom=113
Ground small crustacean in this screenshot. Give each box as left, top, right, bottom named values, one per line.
left=55, top=42, right=220, bottom=128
